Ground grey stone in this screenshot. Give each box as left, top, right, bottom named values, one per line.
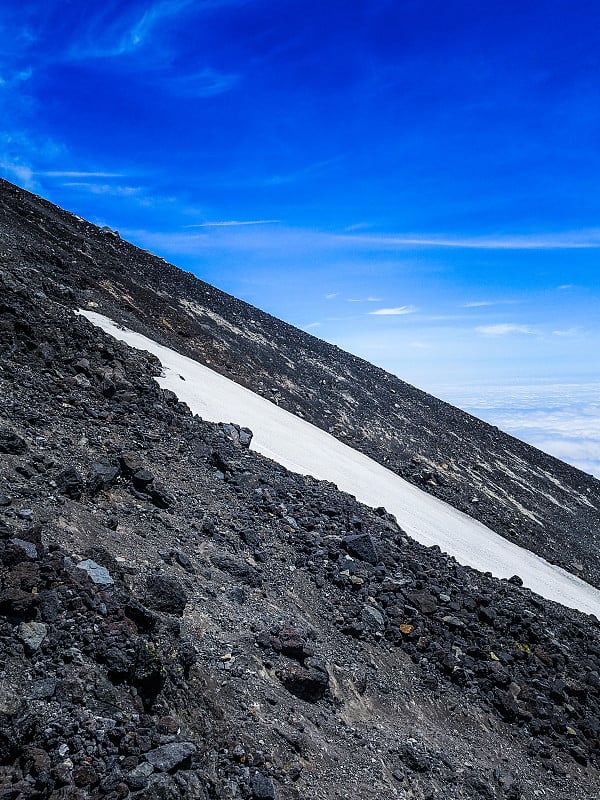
left=251, top=773, right=275, bottom=799
left=0, top=683, right=21, bottom=715
left=361, top=606, right=385, bottom=631
left=76, top=559, right=114, bottom=585
left=19, top=621, right=47, bottom=651
left=12, top=537, right=38, bottom=558
left=145, top=741, right=197, bottom=772
left=126, top=761, right=154, bottom=789
left=30, top=677, right=57, bottom=699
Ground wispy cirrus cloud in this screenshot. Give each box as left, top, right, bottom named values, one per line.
left=0, top=130, right=67, bottom=190
left=62, top=181, right=142, bottom=196
left=0, top=67, right=33, bottom=87
left=186, top=219, right=279, bottom=228
left=67, top=0, right=197, bottom=60
left=0, top=159, right=35, bottom=188
left=346, top=296, right=382, bottom=303
left=43, top=170, right=125, bottom=178
left=369, top=305, right=418, bottom=316
left=339, top=231, right=600, bottom=250
left=553, top=328, right=579, bottom=337
left=167, top=68, right=239, bottom=98
left=476, top=324, right=534, bottom=336
left=265, top=156, right=345, bottom=186
left=462, top=299, right=518, bottom=308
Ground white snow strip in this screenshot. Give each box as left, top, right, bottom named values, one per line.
left=80, top=310, right=600, bottom=618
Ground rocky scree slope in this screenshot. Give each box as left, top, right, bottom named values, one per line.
left=0, top=178, right=599, bottom=590
left=1, top=191, right=600, bottom=798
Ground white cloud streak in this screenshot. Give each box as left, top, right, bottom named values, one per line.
left=62, top=181, right=142, bottom=196
left=476, top=324, right=534, bottom=336
left=43, top=170, right=125, bottom=178
left=346, top=296, right=382, bottom=303
left=369, top=305, right=418, bottom=316
left=462, top=299, right=518, bottom=308
left=186, top=219, right=279, bottom=227
left=339, top=231, right=600, bottom=250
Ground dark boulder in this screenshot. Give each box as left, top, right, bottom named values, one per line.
left=0, top=428, right=27, bottom=454
left=342, top=532, right=379, bottom=565
left=88, top=461, right=120, bottom=493
left=277, top=657, right=329, bottom=702
left=145, top=574, right=188, bottom=616
left=56, top=466, right=84, bottom=499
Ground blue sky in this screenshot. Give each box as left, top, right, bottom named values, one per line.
left=1, top=1, right=599, bottom=471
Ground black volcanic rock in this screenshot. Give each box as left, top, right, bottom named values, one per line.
left=0, top=428, right=27, bottom=454
left=56, top=465, right=85, bottom=499
left=145, top=573, right=188, bottom=615
left=343, top=531, right=379, bottom=564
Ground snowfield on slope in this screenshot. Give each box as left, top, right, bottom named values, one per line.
left=81, top=309, right=600, bottom=618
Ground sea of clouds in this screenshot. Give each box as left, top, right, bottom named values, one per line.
left=436, top=383, right=600, bottom=479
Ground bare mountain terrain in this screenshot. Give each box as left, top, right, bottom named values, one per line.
left=1, top=177, right=600, bottom=799
left=1, top=179, right=598, bottom=590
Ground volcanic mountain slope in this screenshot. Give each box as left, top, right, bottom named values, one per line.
left=3, top=185, right=600, bottom=800
left=1, top=178, right=598, bottom=591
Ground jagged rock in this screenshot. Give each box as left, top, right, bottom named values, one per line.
left=407, top=590, right=438, bottom=615
left=12, top=538, right=38, bottom=559
left=0, top=586, right=38, bottom=618
left=361, top=605, right=386, bottom=631
left=132, top=468, right=155, bottom=490
left=56, top=466, right=84, bottom=499
left=277, top=658, right=329, bottom=702
left=126, top=761, right=154, bottom=789
left=18, top=621, right=47, bottom=651
left=145, top=573, right=188, bottom=615
left=211, top=553, right=262, bottom=586
left=0, top=683, right=22, bottom=715
left=73, top=763, right=99, bottom=787
left=251, top=773, right=276, bottom=799
left=149, top=484, right=175, bottom=509
left=145, top=741, right=197, bottom=772
left=29, top=677, right=56, bottom=699
left=221, top=422, right=253, bottom=448
left=119, top=451, right=145, bottom=476
left=342, top=532, right=379, bottom=564
left=76, top=558, right=114, bottom=585
left=0, top=428, right=27, bottom=454
left=0, top=178, right=600, bottom=800
left=88, top=461, right=120, bottom=493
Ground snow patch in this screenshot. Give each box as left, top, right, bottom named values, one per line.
left=80, top=309, right=600, bottom=618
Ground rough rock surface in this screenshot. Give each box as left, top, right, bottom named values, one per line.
left=1, top=178, right=600, bottom=798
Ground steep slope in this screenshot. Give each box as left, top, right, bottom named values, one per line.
left=1, top=178, right=598, bottom=592
left=3, top=196, right=600, bottom=800
left=81, top=308, right=600, bottom=618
